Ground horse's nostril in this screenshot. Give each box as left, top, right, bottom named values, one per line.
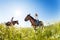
left=25, top=19, right=27, bottom=21
left=24, top=19, right=26, bottom=21
left=25, top=20, right=26, bottom=21
left=17, top=23, right=19, bottom=25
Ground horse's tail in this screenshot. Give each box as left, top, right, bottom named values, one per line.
left=39, top=21, right=44, bottom=29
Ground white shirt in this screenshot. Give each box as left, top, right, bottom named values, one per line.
left=34, top=15, right=38, bottom=20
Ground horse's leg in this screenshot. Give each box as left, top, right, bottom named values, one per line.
left=42, top=22, right=44, bottom=29
left=33, top=26, right=37, bottom=32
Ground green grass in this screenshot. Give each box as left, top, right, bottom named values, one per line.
left=0, top=22, right=60, bottom=40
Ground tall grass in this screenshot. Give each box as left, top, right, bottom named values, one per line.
left=0, top=22, right=60, bottom=40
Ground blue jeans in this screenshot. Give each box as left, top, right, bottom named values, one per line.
left=36, top=20, right=39, bottom=26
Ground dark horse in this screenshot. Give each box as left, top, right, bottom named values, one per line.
left=5, top=20, right=19, bottom=26
left=24, top=14, right=44, bottom=30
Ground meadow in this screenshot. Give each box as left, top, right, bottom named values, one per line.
left=0, top=22, right=60, bottom=40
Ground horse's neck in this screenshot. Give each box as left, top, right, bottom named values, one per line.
left=29, top=17, right=35, bottom=25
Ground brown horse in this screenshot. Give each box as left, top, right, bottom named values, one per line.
left=24, top=14, right=44, bottom=30
left=5, top=20, right=19, bottom=26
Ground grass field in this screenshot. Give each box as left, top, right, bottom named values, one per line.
left=0, top=22, right=60, bottom=40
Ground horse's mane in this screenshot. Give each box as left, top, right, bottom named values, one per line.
left=29, top=15, right=36, bottom=21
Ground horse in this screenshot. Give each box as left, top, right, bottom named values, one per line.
left=24, top=14, right=44, bottom=30
left=5, top=20, right=19, bottom=26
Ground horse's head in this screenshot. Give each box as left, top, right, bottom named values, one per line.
left=24, top=14, right=31, bottom=21
left=15, top=20, right=19, bottom=25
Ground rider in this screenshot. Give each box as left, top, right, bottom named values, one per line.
left=34, top=13, right=39, bottom=26
left=11, top=17, right=14, bottom=22
left=11, top=17, right=14, bottom=25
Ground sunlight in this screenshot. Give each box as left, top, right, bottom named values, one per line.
left=14, top=8, right=22, bottom=17
left=13, top=8, right=31, bottom=27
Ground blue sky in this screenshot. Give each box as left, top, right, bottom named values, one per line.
left=0, top=0, right=60, bottom=27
